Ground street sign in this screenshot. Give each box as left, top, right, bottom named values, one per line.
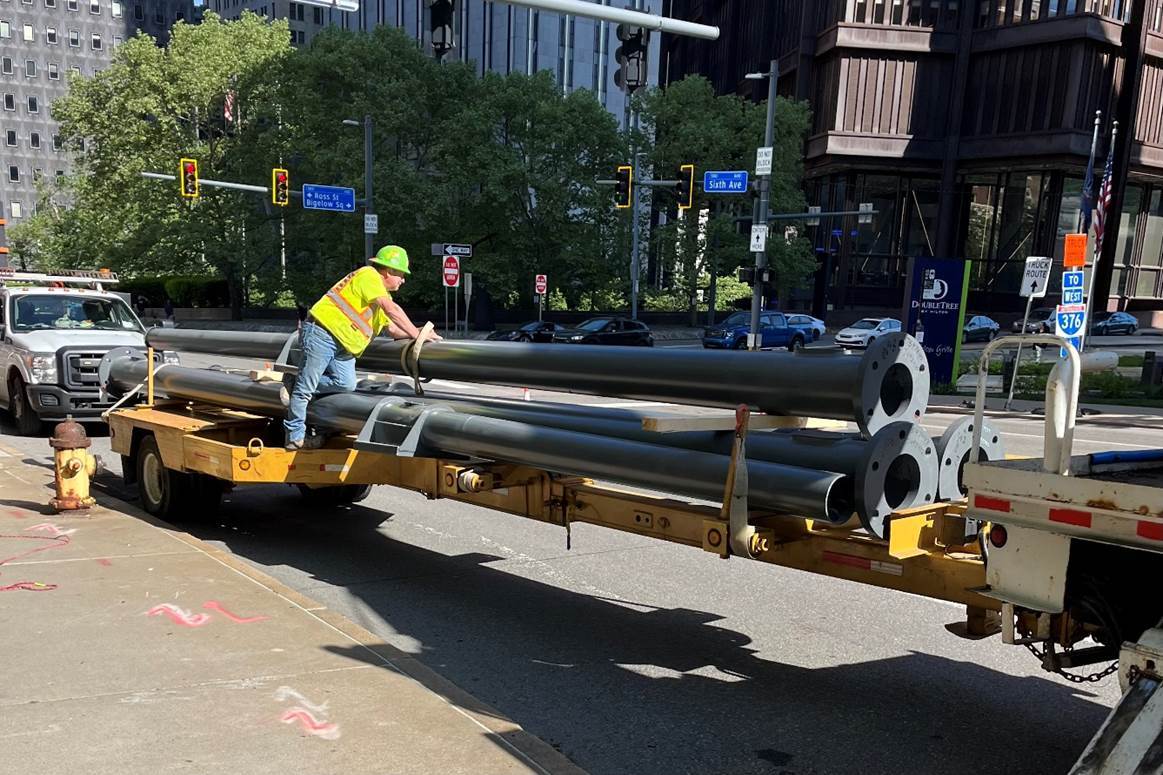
left=1056, top=303, right=1086, bottom=356
left=750, top=224, right=768, bottom=252
left=443, top=243, right=473, bottom=257
left=755, top=147, right=773, bottom=176
left=1064, top=233, right=1088, bottom=268
left=806, top=205, right=821, bottom=226
left=858, top=202, right=874, bottom=224
left=364, top=214, right=379, bottom=234
left=1062, top=269, right=1085, bottom=305
left=302, top=184, right=356, bottom=212
left=1019, top=256, right=1053, bottom=298
left=535, top=274, right=548, bottom=295
left=464, top=272, right=473, bottom=298
left=702, top=170, right=749, bottom=194
left=442, top=256, right=460, bottom=288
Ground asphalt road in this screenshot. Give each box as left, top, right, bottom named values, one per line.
left=5, top=349, right=1151, bottom=775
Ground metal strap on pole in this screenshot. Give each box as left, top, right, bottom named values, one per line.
left=498, top=0, right=719, bottom=39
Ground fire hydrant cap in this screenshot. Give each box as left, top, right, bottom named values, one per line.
left=50, top=419, right=92, bottom=450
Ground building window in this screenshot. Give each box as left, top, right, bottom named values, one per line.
left=55, top=170, right=64, bottom=180
left=45, top=0, right=55, bottom=6
left=22, top=22, right=33, bottom=40
left=313, top=5, right=321, bottom=23
left=52, top=133, right=61, bottom=149
left=9, top=166, right=19, bottom=182
left=67, top=0, right=76, bottom=9
left=25, top=59, right=35, bottom=77
left=69, top=28, right=79, bottom=46
left=5, top=129, right=14, bottom=146
left=27, top=95, right=38, bottom=113
left=46, top=26, right=57, bottom=43
left=3, top=93, right=13, bottom=110
left=112, top=35, right=121, bottom=46
left=1, top=57, right=11, bottom=75
left=48, top=62, right=58, bottom=79
left=29, top=131, right=39, bottom=148
left=132, top=2, right=141, bottom=19
left=9, top=202, right=21, bottom=219
left=21, top=0, right=30, bottom=5
left=0, top=21, right=9, bottom=38
left=153, top=7, right=161, bottom=22
left=111, top=0, right=120, bottom=15
left=90, top=32, right=101, bottom=49
left=89, top=0, right=98, bottom=11
left=70, top=65, right=80, bottom=75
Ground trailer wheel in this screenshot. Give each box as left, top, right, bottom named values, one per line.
left=136, top=435, right=190, bottom=518
left=296, top=483, right=372, bottom=507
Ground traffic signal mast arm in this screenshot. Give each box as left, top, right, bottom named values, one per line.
left=141, top=171, right=370, bottom=206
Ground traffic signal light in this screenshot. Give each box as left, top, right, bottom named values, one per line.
left=613, top=24, right=649, bottom=93
left=272, top=167, right=289, bottom=206
left=614, top=165, right=633, bottom=209
left=179, top=158, right=199, bottom=199
left=676, top=164, right=694, bottom=212
left=428, top=0, right=454, bottom=60
left=737, top=266, right=755, bottom=285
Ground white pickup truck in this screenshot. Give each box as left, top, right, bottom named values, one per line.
left=0, top=269, right=177, bottom=434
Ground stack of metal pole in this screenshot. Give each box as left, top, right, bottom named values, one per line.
left=132, top=328, right=1003, bottom=538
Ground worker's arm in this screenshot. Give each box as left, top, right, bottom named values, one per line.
left=376, top=296, right=441, bottom=341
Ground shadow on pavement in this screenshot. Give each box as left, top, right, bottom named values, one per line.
left=142, top=482, right=1112, bottom=775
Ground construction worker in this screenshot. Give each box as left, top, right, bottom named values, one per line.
left=284, top=245, right=440, bottom=450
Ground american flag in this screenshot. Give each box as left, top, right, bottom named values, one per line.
left=1093, top=140, right=1115, bottom=253
left=224, top=90, right=236, bottom=125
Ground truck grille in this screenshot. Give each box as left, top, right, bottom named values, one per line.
left=60, top=350, right=108, bottom=390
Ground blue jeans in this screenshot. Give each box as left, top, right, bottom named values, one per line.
left=284, top=321, right=357, bottom=443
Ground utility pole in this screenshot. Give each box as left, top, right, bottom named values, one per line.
left=363, top=114, right=375, bottom=261
left=746, top=60, right=778, bottom=351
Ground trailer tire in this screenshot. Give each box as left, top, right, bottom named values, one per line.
left=136, top=435, right=191, bottom=519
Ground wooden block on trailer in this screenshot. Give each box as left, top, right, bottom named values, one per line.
left=641, top=414, right=847, bottom=433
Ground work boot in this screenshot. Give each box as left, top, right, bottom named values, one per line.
left=285, top=438, right=304, bottom=452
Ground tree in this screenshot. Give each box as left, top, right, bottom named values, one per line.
left=637, top=76, right=815, bottom=323
left=14, top=12, right=293, bottom=317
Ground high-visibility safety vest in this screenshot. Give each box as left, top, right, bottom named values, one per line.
left=309, top=266, right=393, bottom=356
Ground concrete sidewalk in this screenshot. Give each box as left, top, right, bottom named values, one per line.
left=928, top=393, right=1163, bottom=429
left=0, top=446, right=583, bottom=775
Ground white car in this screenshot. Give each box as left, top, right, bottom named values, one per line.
left=787, top=314, right=826, bottom=341
left=0, top=270, right=178, bottom=434
left=834, top=317, right=901, bottom=349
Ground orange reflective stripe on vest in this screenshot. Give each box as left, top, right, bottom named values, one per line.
left=324, top=288, right=373, bottom=337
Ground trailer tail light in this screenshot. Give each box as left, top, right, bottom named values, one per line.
left=989, top=524, right=1008, bottom=549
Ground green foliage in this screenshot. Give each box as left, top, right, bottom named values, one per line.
left=163, top=277, right=230, bottom=307
left=118, top=277, right=169, bottom=305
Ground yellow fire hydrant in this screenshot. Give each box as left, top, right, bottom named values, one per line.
left=50, top=418, right=98, bottom=512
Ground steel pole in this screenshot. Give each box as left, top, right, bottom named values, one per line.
left=748, top=59, right=778, bottom=351
left=102, top=356, right=853, bottom=522
left=144, top=328, right=930, bottom=437
left=363, top=114, right=375, bottom=263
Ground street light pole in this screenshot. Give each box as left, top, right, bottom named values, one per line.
left=746, top=59, right=779, bottom=352
left=343, top=116, right=375, bottom=264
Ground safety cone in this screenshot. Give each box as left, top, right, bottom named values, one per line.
left=522, top=387, right=531, bottom=401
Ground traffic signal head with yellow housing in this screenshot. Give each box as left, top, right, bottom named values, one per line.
left=179, top=158, right=199, bottom=199
left=614, top=165, right=633, bottom=209
left=677, top=164, right=695, bottom=212
left=272, top=167, right=290, bottom=206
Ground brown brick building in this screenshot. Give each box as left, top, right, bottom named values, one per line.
left=662, top=0, right=1163, bottom=321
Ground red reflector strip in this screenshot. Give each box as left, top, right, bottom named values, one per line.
left=822, top=550, right=870, bottom=570
left=1137, top=521, right=1163, bottom=541
left=973, top=495, right=1011, bottom=512
left=1049, top=508, right=1092, bottom=528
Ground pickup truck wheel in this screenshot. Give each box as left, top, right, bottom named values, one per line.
left=136, top=435, right=190, bottom=518
left=732, top=337, right=747, bottom=350
left=8, top=374, right=42, bottom=436
left=789, top=336, right=805, bottom=352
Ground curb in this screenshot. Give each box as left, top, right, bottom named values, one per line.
left=95, top=483, right=588, bottom=775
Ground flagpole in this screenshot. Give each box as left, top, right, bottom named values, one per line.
left=1082, top=119, right=1117, bottom=354
left=1078, top=110, right=1101, bottom=232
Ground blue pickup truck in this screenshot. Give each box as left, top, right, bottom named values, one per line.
left=702, top=311, right=813, bottom=351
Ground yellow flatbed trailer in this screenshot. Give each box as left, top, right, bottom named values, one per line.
left=107, top=399, right=999, bottom=633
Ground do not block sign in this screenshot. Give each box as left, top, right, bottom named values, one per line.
left=443, top=256, right=460, bottom=288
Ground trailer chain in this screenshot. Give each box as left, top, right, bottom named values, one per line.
left=1023, top=642, right=1119, bottom=684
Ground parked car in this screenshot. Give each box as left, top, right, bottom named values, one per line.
left=1090, top=311, right=1138, bottom=336
left=786, top=313, right=826, bottom=341
left=702, top=311, right=813, bottom=351
left=962, top=315, right=1001, bottom=343
left=1011, top=307, right=1056, bottom=333
left=834, top=318, right=901, bottom=349
left=486, top=321, right=561, bottom=343
left=552, top=317, right=654, bottom=346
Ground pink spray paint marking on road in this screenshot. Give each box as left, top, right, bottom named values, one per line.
left=96, top=558, right=112, bottom=566
left=273, top=686, right=329, bottom=714
left=279, top=707, right=341, bottom=740
left=0, top=581, right=58, bottom=592
left=146, top=604, right=211, bottom=627
left=203, top=600, right=269, bottom=624
left=0, top=532, right=70, bottom=592
left=27, top=523, right=77, bottom=537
